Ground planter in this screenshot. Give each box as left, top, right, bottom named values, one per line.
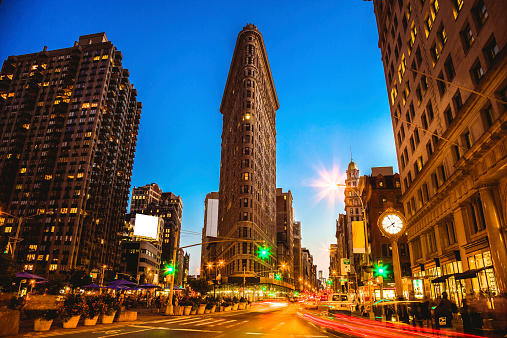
left=62, top=315, right=81, bottom=329
left=183, top=306, right=192, bottom=315
left=238, top=303, right=246, bottom=310
left=84, top=316, right=99, bottom=326
left=173, top=305, right=182, bottom=316
left=211, top=305, right=216, bottom=313
left=190, top=309, right=197, bottom=315
left=101, top=311, right=116, bottom=324
left=197, top=304, right=206, bottom=315
left=34, top=318, right=53, bottom=332
left=117, top=311, right=137, bottom=322
left=224, top=306, right=231, bottom=312
left=220, top=306, right=224, bottom=312
left=204, top=309, right=210, bottom=314
left=232, top=303, right=239, bottom=310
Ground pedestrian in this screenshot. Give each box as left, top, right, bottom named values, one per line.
left=155, top=295, right=161, bottom=313
left=419, top=296, right=431, bottom=328
left=434, top=292, right=454, bottom=330
left=460, top=298, right=473, bottom=333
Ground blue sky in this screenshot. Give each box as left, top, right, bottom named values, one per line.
left=0, top=0, right=398, bottom=277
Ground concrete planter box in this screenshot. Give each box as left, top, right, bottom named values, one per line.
left=238, top=303, right=246, bottom=310
left=197, top=304, right=206, bottom=315
left=0, top=309, right=20, bottom=336
left=101, top=311, right=116, bottom=324
left=183, top=306, right=192, bottom=315
left=204, top=309, right=211, bottom=314
left=211, top=305, right=216, bottom=313
left=117, top=311, right=137, bottom=322
left=63, top=315, right=81, bottom=329
left=224, top=306, right=231, bottom=312
left=34, top=319, right=52, bottom=332
left=84, top=316, right=99, bottom=326
left=232, top=303, right=239, bottom=310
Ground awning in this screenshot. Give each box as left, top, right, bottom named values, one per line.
left=454, top=266, right=494, bottom=281
left=431, top=274, right=454, bottom=283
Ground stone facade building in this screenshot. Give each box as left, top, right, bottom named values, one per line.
left=276, top=188, right=295, bottom=288
left=217, top=24, right=279, bottom=281
left=373, top=0, right=507, bottom=299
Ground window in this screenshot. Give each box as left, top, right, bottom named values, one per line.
left=416, top=48, right=423, bottom=68
left=427, top=101, right=434, bottom=121
left=484, top=36, right=499, bottom=64
left=437, top=72, right=446, bottom=96
left=430, top=42, right=440, bottom=66
left=438, top=165, right=446, bottom=183
left=424, top=13, right=433, bottom=37
left=410, top=136, right=415, bottom=152
left=482, top=105, right=494, bottom=128
left=432, top=172, right=439, bottom=190
left=471, top=60, right=484, bottom=83
left=421, top=113, right=428, bottom=130
left=444, top=56, right=455, bottom=81
left=452, top=0, right=463, bottom=18
left=444, top=107, right=454, bottom=126
left=416, top=86, right=423, bottom=105
left=243, top=172, right=249, bottom=181
left=445, top=219, right=457, bottom=245
left=473, top=0, right=488, bottom=29
left=426, top=140, right=434, bottom=157
left=461, top=23, right=474, bottom=52
left=430, top=0, right=439, bottom=17
left=453, top=90, right=463, bottom=112
left=423, top=183, right=430, bottom=202
left=416, top=156, right=424, bottom=173
left=463, top=130, right=472, bottom=149
left=437, top=25, right=447, bottom=48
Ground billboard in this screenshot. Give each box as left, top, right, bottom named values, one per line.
left=206, top=198, right=219, bottom=237
left=133, top=214, right=159, bottom=240
left=352, top=221, right=366, bottom=253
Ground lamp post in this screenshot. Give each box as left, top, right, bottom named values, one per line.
left=0, top=209, right=53, bottom=259
left=336, top=183, right=374, bottom=319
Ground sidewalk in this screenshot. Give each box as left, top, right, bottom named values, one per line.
left=15, top=306, right=255, bottom=337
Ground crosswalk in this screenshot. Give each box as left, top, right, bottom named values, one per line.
left=143, top=316, right=247, bottom=330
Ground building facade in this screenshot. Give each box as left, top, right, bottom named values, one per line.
left=292, top=220, right=303, bottom=292
left=344, top=160, right=363, bottom=277
left=362, top=166, right=411, bottom=298
left=276, top=188, right=294, bottom=288
left=201, top=191, right=219, bottom=280
left=129, top=184, right=183, bottom=269
left=217, top=24, right=279, bottom=281
left=373, top=0, right=507, bottom=299
left=0, top=33, right=141, bottom=276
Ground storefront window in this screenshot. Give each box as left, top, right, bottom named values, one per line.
left=468, top=251, right=498, bottom=296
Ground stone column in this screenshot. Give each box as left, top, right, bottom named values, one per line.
left=420, top=233, right=429, bottom=262
left=392, top=240, right=403, bottom=297
left=434, top=224, right=444, bottom=256
left=408, top=241, right=416, bottom=267
left=453, top=206, right=472, bottom=292
left=479, top=186, right=507, bottom=294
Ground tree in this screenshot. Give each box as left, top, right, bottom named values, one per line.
left=0, top=253, right=16, bottom=292
left=68, top=269, right=92, bottom=288
left=188, top=278, right=211, bottom=295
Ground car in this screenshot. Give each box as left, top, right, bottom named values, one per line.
left=319, top=293, right=354, bottom=314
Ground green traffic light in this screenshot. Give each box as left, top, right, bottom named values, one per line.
left=378, top=268, right=384, bottom=274
left=262, top=286, right=266, bottom=291
left=275, top=274, right=281, bottom=280
left=164, top=263, right=175, bottom=275
left=327, top=279, right=332, bottom=284
left=257, top=245, right=270, bottom=260
left=374, top=263, right=389, bottom=278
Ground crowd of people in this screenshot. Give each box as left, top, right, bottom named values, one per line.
left=374, top=291, right=507, bottom=334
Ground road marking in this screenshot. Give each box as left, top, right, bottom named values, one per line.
left=197, top=318, right=227, bottom=326
left=178, top=318, right=213, bottom=325
left=149, top=316, right=203, bottom=324
left=209, top=319, right=235, bottom=327
left=132, top=325, right=222, bottom=333
left=246, top=333, right=263, bottom=335
left=194, top=320, right=217, bottom=326
left=225, top=319, right=247, bottom=328
left=97, top=327, right=153, bottom=338
left=271, top=321, right=285, bottom=330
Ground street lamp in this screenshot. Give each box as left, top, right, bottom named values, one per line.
left=0, top=209, right=53, bottom=258
left=336, top=183, right=374, bottom=319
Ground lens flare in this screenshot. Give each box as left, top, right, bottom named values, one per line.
left=307, top=161, right=346, bottom=210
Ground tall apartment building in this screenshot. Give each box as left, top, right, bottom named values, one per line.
left=0, top=33, right=141, bottom=275
left=275, top=188, right=294, bottom=288
left=217, top=24, right=279, bottom=281
left=292, top=220, right=303, bottom=291
left=200, top=191, right=219, bottom=279
left=373, top=0, right=507, bottom=297
left=130, top=184, right=183, bottom=266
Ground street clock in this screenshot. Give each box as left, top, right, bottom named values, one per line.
left=378, top=208, right=407, bottom=239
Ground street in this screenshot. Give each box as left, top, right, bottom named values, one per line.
left=30, top=304, right=347, bottom=338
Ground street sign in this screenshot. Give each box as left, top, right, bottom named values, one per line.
left=269, top=273, right=274, bottom=279
left=339, top=279, right=348, bottom=282
left=341, top=258, right=351, bottom=273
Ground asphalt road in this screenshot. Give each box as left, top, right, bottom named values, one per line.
left=32, top=303, right=348, bottom=338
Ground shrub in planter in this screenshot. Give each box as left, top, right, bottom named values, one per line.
left=83, top=296, right=103, bottom=325
left=58, top=294, right=83, bottom=328
left=32, top=310, right=57, bottom=332
left=101, top=294, right=120, bottom=318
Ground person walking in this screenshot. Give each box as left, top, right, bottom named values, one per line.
left=420, top=296, right=431, bottom=328
left=434, top=292, right=454, bottom=330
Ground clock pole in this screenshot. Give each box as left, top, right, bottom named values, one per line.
left=391, top=240, right=403, bottom=297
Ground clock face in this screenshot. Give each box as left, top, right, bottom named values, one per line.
left=381, top=214, right=404, bottom=235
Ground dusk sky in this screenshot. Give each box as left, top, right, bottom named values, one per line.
left=0, top=0, right=398, bottom=277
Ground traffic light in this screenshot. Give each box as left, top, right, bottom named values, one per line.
left=262, top=286, right=266, bottom=291
left=373, top=262, right=389, bottom=278
left=327, top=279, right=333, bottom=285
left=164, top=263, right=175, bottom=275
left=275, top=274, right=281, bottom=280
left=257, top=245, right=270, bottom=260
